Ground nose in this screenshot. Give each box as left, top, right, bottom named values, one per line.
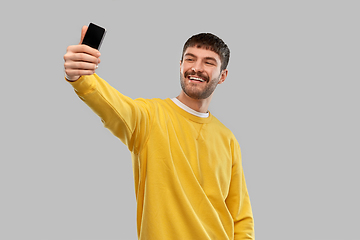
left=192, top=60, right=204, bottom=73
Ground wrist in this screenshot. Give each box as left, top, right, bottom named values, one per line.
left=65, top=73, right=80, bottom=82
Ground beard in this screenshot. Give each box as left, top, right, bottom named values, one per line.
left=180, top=69, right=220, bottom=100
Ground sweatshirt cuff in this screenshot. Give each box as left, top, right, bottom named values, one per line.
left=66, top=74, right=98, bottom=95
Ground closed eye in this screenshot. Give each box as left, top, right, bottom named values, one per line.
left=204, top=57, right=218, bottom=66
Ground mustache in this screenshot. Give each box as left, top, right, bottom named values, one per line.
left=184, top=69, right=209, bottom=82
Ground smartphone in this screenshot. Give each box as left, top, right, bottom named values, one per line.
left=81, top=23, right=106, bottom=50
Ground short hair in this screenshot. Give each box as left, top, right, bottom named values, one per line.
left=181, top=33, right=230, bottom=71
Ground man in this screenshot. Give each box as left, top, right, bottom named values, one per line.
left=64, top=25, right=254, bottom=239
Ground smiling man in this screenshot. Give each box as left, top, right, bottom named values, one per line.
left=64, top=27, right=254, bottom=239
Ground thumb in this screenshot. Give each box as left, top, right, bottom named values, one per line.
left=79, top=25, right=88, bottom=44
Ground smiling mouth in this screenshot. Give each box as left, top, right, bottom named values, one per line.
left=188, top=76, right=206, bottom=82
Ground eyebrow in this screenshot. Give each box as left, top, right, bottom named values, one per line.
left=184, top=53, right=197, bottom=58
left=184, top=53, right=218, bottom=63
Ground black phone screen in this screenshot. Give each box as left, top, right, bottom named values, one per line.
left=81, top=23, right=106, bottom=50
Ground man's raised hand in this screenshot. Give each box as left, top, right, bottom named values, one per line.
left=63, top=26, right=101, bottom=81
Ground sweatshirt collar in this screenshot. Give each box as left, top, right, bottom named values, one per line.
left=171, top=98, right=209, bottom=118
left=166, top=98, right=212, bottom=124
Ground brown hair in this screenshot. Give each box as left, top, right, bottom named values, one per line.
left=181, top=33, right=230, bottom=71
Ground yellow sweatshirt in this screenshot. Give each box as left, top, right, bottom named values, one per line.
left=68, top=74, right=254, bottom=239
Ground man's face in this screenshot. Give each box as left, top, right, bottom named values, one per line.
left=180, top=46, right=227, bottom=100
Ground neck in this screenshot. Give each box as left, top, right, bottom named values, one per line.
left=176, top=91, right=213, bottom=113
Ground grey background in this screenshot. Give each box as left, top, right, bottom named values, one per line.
left=1, top=0, right=359, bottom=239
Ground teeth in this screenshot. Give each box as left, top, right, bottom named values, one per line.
left=189, top=76, right=204, bottom=82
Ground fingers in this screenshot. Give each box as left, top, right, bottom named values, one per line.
left=63, top=25, right=102, bottom=81
left=66, top=44, right=101, bottom=58
left=79, top=25, right=88, bottom=44
left=64, top=44, right=101, bottom=81
left=64, top=48, right=100, bottom=64
left=64, top=60, right=98, bottom=71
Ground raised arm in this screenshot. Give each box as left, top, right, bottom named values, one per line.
left=63, top=26, right=152, bottom=153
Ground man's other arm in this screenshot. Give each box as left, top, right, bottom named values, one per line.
left=225, top=140, right=255, bottom=239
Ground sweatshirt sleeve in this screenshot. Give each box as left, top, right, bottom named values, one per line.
left=225, top=140, right=255, bottom=239
left=67, top=74, right=152, bottom=153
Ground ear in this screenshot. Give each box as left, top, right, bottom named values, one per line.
left=218, top=69, right=228, bottom=84
left=179, top=60, right=183, bottom=72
